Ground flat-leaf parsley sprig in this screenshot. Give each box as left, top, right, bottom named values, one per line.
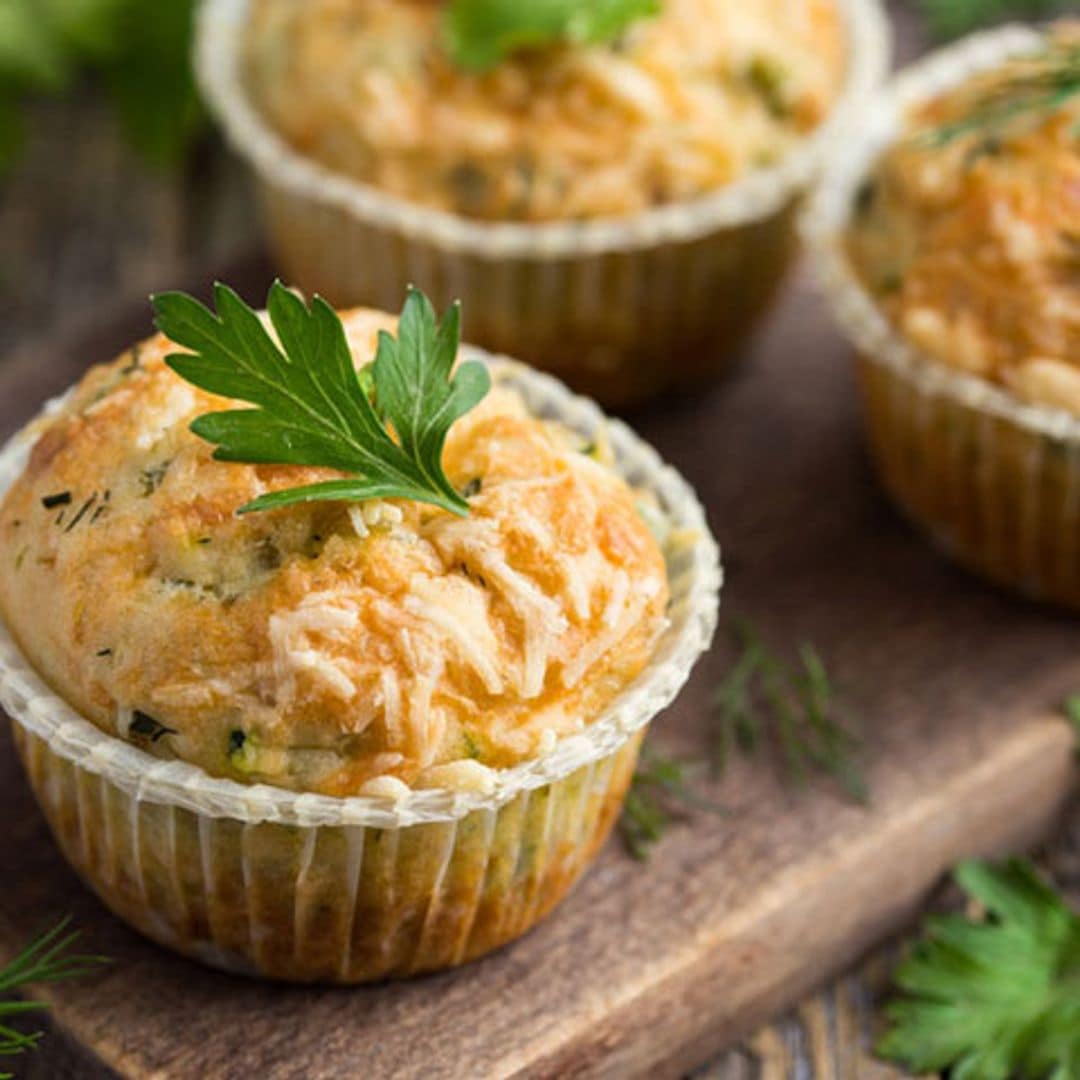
left=0, top=917, right=108, bottom=1078
left=878, top=859, right=1080, bottom=1079
left=444, top=0, right=660, bottom=72
left=151, top=283, right=491, bottom=517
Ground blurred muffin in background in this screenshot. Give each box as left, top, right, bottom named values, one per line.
left=847, top=22, right=1080, bottom=413
left=198, top=0, right=889, bottom=406
left=810, top=23, right=1080, bottom=610
left=245, top=0, right=845, bottom=222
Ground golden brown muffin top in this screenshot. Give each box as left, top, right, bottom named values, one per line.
left=847, top=24, right=1080, bottom=415
left=245, top=0, right=845, bottom=221
left=0, top=308, right=669, bottom=797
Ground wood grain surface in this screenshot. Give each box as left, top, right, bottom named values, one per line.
left=0, top=253, right=1076, bottom=1080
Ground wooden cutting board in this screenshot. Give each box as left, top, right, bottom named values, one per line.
left=0, top=254, right=1076, bottom=1080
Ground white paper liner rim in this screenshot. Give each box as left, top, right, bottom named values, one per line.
left=194, top=0, right=891, bottom=258
left=0, top=350, right=721, bottom=828
left=803, top=23, right=1080, bottom=446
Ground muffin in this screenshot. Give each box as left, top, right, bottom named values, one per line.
left=196, top=0, right=890, bottom=407
left=0, top=287, right=719, bottom=982
left=807, top=23, right=1080, bottom=610
left=245, top=0, right=846, bottom=223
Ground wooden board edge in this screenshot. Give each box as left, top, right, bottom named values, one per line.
left=519, top=714, right=1078, bottom=1079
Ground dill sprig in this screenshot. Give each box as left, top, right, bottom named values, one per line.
left=618, top=745, right=723, bottom=861
left=0, top=918, right=107, bottom=1078
left=922, top=39, right=1080, bottom=147
left=711, top=620, right=868, bottom=804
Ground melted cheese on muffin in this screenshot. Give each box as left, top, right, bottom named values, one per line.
left=245, top=0, right=845, bottom=221
left=0, top=309, right=669, bottom=796
left=847, top=25, right=1080, bottom=414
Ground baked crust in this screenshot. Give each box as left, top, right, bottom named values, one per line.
left=0, top=308, right=668, bottom=797
left=846, top=23, right=1080, bottom=414
left=244, top=0, right=845, bottom=221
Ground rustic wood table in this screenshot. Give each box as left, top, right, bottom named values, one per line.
left=1, top=6, right=1077, bottom=1078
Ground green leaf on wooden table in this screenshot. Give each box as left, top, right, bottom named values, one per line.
left=444, top=0, right=660, bottom=72
left=618, top=744, right=724, bottom=861
left=915, top=0, right=1069, bottom=40
left=152, top=282, right=491, bottom=517
left=0, top=917, right=108, bottom=1078
left=878, top=859, right=1080, bottom=1080
left=712, top=619, right=868, bottom=804
left=0, top=99, right=23, bottom=170
left=100, top=0, right=202, bottom=169
left=0, top=0, right=75, bottom=93
left=1064, top=695, right=1080, bottom=744
left=0, top=0, right=202, bottom=172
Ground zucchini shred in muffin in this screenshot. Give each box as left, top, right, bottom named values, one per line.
left=0, top=308, right=668, bottom=800
left=810, top=24, right=1080, bottom=610
left=245, top=0, right=846, bottom=222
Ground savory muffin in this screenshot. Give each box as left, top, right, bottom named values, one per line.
left=0, top=307, right=668, bottom=799
left=847, top=23, right=1080, bottom=414
left=200, top=0, right=886, bottom=408
left=810, top=24, right=1080, bottom=610
left=245, top=0, right=846, bottom=222
left=0, top=288, right=718, bottom=983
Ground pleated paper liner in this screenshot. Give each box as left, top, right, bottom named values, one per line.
left=0, top=355, right=720, bottom=983
left=804, top=25, right=1080, bottom=610
left=196, top=0, right=891, bottom=409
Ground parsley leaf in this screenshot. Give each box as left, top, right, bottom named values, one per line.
left=151, top=282, right=491, bottom=517
left=0, top=0, right=200, bottom=171
left=444, top=0, right=660, bottom=72
left=878, top=859, right=1080, bottom=1080
left=99, top=0, right=202, bottom=169
left=0, top=917, right=108, bottom=1078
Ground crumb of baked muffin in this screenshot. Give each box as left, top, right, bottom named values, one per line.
left=0, top=307, right=669, bottom=797
left=847, top=24, right=1080, bottom=414
left=245, top=0, right=846, bottom=221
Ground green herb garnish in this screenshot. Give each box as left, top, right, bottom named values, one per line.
left=921, top=39, right=1080, bottom=147
left=1065, top=695, right=1080, bottom=743
left=618, top=744, right=723, bottom=861
left=712, top=620, right=867, bottom=804
left=444, top=0, right=660, bottom=72
left=878, top=859, right=1080, bottom=1079
left=916, top=0, right=1068, bottom=40
left=0, top=918, right=107, bottom=1079
left=151, top=283, right=491, bottom=518
left=63, top=492, right=98, bottom=533
left=0, top=0, right=202, bottom=171
left=139, top=461, right=170, bottom=497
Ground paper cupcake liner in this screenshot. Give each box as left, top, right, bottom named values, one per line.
left=804, top=26, right=1080, bottom=609
left=0, top=354, right=720, bottom=982
left=195, top=0, right=891, bottom=408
